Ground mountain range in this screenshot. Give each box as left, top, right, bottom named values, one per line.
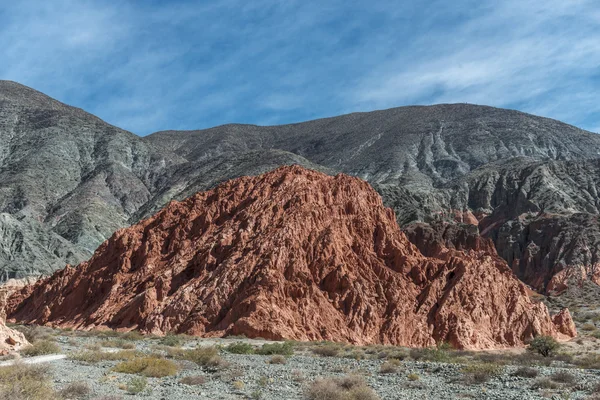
left=1, top=80, right=600, bottom=293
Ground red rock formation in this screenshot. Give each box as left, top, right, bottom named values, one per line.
left=0, top=288, right=29, bottom=355
left=7, top=166, right=575, bottom=349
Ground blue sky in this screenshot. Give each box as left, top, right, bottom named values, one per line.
left=1, top=0, right=599, bottom=135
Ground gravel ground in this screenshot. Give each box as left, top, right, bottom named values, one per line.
left=6, top=332, right=600, bottom=400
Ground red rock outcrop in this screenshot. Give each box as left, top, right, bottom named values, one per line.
left=0, top=288, right=29, bottom=355
left=7, top=166, right=575, bottom=349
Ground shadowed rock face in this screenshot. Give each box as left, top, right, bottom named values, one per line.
left=8, top=166, right=575, bottom=349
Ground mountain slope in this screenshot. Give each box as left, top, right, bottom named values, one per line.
left=7, top=166, right=575, bottom=348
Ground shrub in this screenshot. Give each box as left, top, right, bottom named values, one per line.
left=512, top=367, right=538, bottom=378
left=379, top=361, right=399, bottom=374
left=113, top=356, right=178, bottom=377
left=531, top=378, right=558, bottom=389
left=409, top=345, right=453, bottom=363
left=12, top=325, right=55, bottom=344
left=550, top=371, right=576, bottom=385
left=159, top=334, right=183, bottom=347
left=269, top=355, right=287, bottom=364
left=225, top=342, right=255, bottom=354
left=125, top=376, right=147, bottom=394
left=121, top=331, right=144, bottom=341
left=232, top=380, right=245, bottom=390
left=169, top=346, right=218, bottom=364
left=179, top=375, right=206, bottom=385
left=461, top=363, right=503, bottom=384
left=312, top=344, right=341, bottom=357
left=256, top=342, right=294, bottom=356
left=59, top=381, right=91, bottom=399
left=305, top=375, right=380, bottom=400
left=407, top=373, right=419, bottom=381
left=528, top=336, right=559, bottom=357
left=582, top=323, right=597, bottom=331
left=0, top=363, right=57, bottom=400
left=21, top=340, right=61, bottom=357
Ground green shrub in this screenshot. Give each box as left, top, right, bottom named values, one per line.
left=256, top=342, right=294, bottom=356
left=113, top=356, right=178, bottom=377
left=461, top=363, right=503, bottom=384
left=0, top=363, right=58, bottom=400
left=125, top=376, right=147, bottom=394
left=225, top=342, right=255, bottom=354
left=528, top=336, right=559, bottom=357
left=21, top=340, right=61, bottom=357
left=312, top=343, right=341, bottom=357
left=159, top=334, right=183, bottom=347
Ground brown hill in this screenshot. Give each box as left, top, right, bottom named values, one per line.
left=7, top=166, right=575, bottom=349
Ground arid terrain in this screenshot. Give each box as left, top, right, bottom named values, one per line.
left=2, top=324, right=600, bottom=400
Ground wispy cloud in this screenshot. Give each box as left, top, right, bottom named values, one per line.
left=0, top=0, right=599, bottom=134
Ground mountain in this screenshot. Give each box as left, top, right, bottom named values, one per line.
left=1, top=80, right=600, bottom=293
left=7, top=166, right=575, bottom=348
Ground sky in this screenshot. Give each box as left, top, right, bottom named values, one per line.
left=1, top=0, right=599, bottom=135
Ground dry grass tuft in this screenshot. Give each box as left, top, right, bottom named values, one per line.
left=113, top=356, right=178, bottom=377
left=305, top=375, right=379, bottom=400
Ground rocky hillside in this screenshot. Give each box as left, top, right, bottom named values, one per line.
left=2, top=80, right=600, bottom=293
left=7, top=166, right=575, bottom=348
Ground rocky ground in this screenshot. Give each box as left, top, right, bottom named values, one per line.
left=2, top=326, right=600, bottom=400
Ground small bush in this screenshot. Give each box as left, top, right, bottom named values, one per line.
left=12, top=325, right=55, bottom=344
left=232, top=380, right=245, bottom=390
left=531, top=377, right=558, bottom=389
left=582, top=323, right=597, bottom=331
left=409, top=346, right=452, bottom=363
left=528, top=336, right=559, bottom=357
left=169, top=346, right=217, bottom=364
left=59, top=381, right=91, bottom=399
left=125, top=376, right=147, bottom=394
left=225, top=342, right=255, bottom=354
left=159, top=334, right=183, bottom=347
left=269, top=355, right=287, bottom=364
left=512, top=367, right=538, bottom=378
left=0, top=363, right=57, bottom=400
left=113, top=356, right=178, bottom=377
left=312, top=344, right=341, bottom=357
left=256, top=342, right=294, bottom=356
left=179, top=375, right=206, bottom=386
left=407, top=373, right=419, bottom=381
left=461, top=363, right=503, bottom=384
left=550, top=371, right=576, bottom=385
left=574, top=354, right=600, bottom=369
left=379, top=361, right=399, bottom=374
left=305, top=375, right=380, bottom=400
left=21, top=340, right=61, bottom=357
left=121, top=331, right=144, bottom=341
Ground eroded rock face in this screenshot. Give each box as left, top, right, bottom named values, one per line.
left=0, top=288, right=28, bottom=355
left=7, top=166, right=575, bottom=349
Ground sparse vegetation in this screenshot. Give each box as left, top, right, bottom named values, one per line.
left=528, top=336, right=560, bottom=357
left=159, top=334, right=183, bottom=347
left=379, top=360, right=400, bottom=374
left=20, top=340, right=61, bottom=357
left=0, top=362, right=58, bottom=400
left=70, top=349, right=140, bottom=363
left=113, top=356, right=178, bottom=377
left=305, top=375, right=380, bottom=400
left=407, top=373, right=419, bottom=381
left=125, top=376, right=147, bottom=394
left=256, top=342, right=294, bottom=356
left=225, top=342, right=255, bottom=354
left=531, top=377, right=559, bottom=390
left=179, top=375, right=206, bottom=385
left=269, top=355, right=287, bottom=364
left=461, top=363, right=503, bottom=384
left=168, top=346, right=228, bottom=368
left=312, top=343, right=342, bottom=357
left=59, top=381, right=91, bottom=399
left=550, top=371, right=576, bottom=385
left=232, top=380, right=245, bottom=389
left=512, top=367, right=538, bottom=378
